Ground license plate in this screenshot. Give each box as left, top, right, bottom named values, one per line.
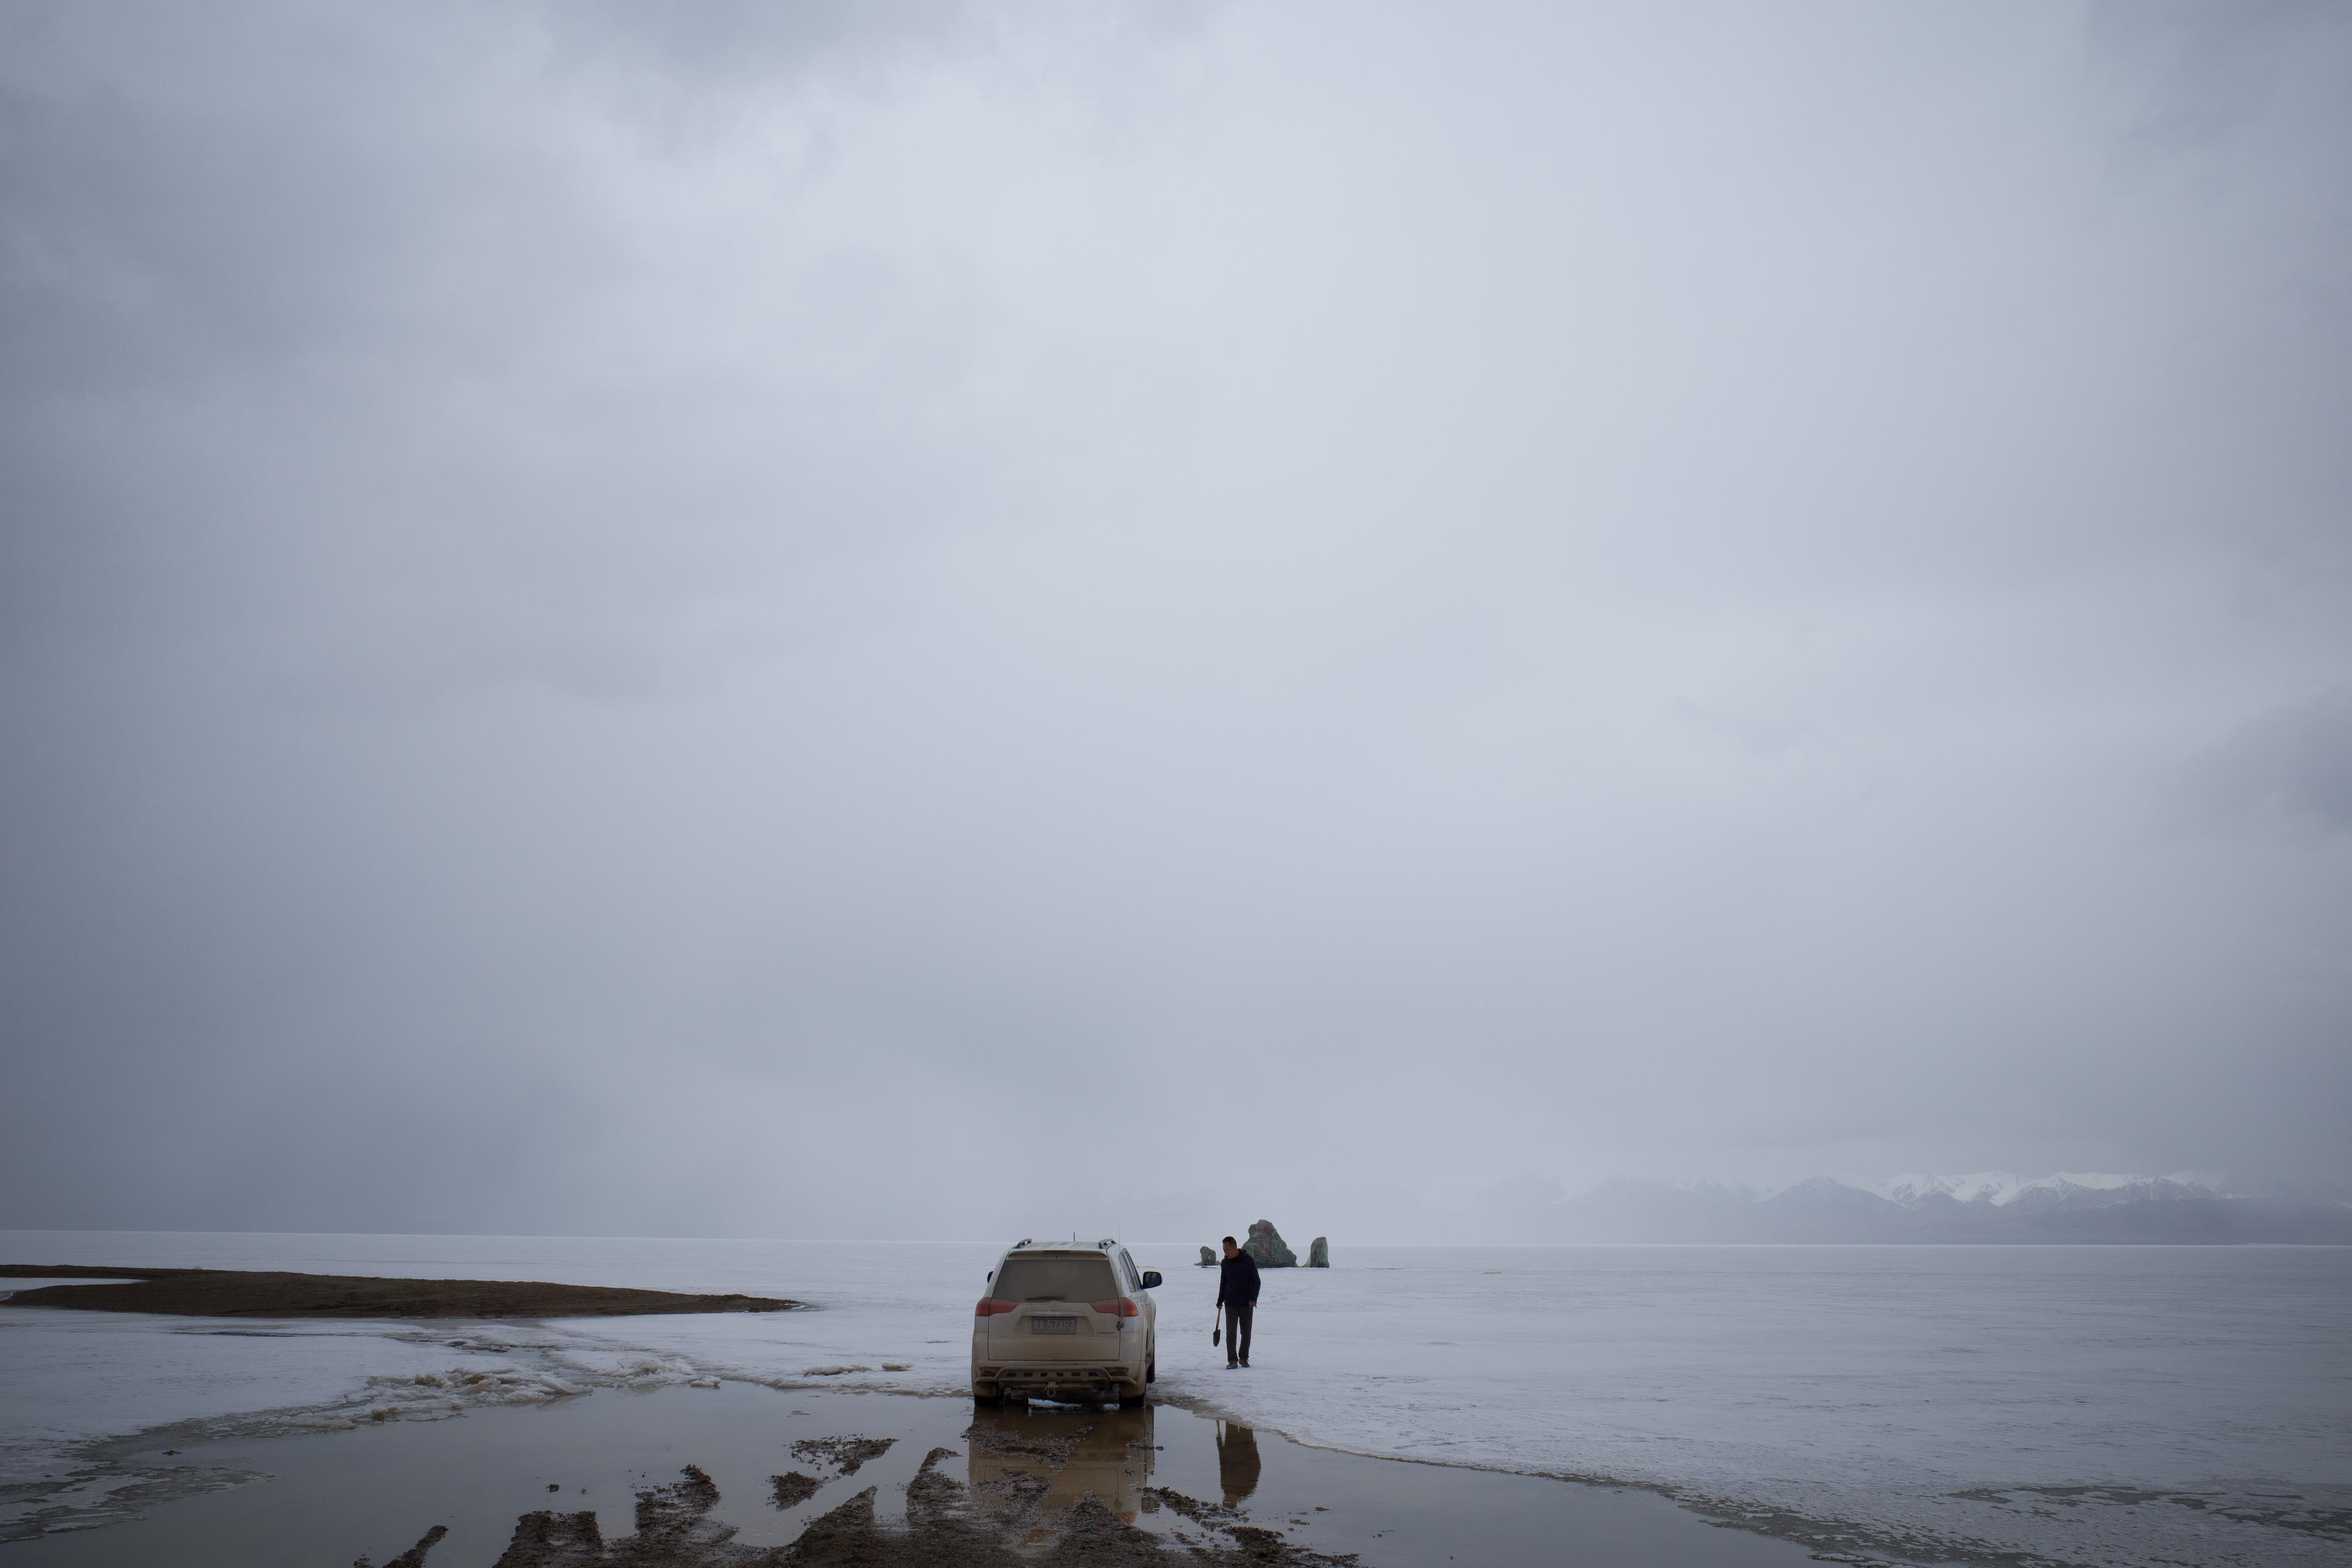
left=1028, top=1316, right=1080, bottom=1335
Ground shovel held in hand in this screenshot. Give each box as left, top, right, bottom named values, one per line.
left=1212, top=1304, right=1221, bottom=1347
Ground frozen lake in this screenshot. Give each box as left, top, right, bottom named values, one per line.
left=2, top=1233, right=2346, bottom=1566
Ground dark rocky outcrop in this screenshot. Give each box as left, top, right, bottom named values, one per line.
left=1306, top=1237, right=1328, bottom=1268
left=1241, top=1221, right=1295, bottom=1268
left=415, top=1433, right=1358, bottom=1566
left=354, top=1525, right=450, bottom=1568
left=790, top=1437, right=894, bottom=1477
left=490, top=1510, right=604, bottom=1567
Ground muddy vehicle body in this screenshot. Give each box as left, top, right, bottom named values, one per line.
left=972, top=1240, right=1161, bottom=1406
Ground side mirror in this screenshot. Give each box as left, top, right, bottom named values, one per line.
left=986, top=1270, right=993, bottom=1282
left=1140, top=1270, right=1162, bottom=1289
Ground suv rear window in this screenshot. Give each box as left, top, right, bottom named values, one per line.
left=994, top=1256, right=1118, bottom=1302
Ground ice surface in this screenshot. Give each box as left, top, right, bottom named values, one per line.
left=2, top=1234, right=2346, bottom=1566
left=1167, top=1245, right=2352, bottom=1567
left=0, top=1235, right=1003, bottom=1539
left=0, top=1311, right=461, bottom=1484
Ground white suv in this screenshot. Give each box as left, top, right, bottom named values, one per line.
left=971, top=1239, right=1161, bottom=1406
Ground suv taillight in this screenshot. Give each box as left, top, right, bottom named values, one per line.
left=974, top=1297, right=1017, bottom=1316
left=1090, top=1297, right=1140, bottom=1317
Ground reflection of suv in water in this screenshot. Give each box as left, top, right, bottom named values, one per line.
left=968, top=1402, right=1156, bottom=1524
left=972, top=1239, right=1161, bottom=1406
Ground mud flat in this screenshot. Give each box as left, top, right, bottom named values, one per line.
left=0, top=1265, right=797, bottom=1318
left=0, top=1382, right=1825, bottom=1568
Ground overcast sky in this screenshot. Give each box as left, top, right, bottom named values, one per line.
left=2, top=1, right=2348, bottom=1241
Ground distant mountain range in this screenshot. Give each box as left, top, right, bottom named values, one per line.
left=1470, top=1172, right=2352, bottom=1244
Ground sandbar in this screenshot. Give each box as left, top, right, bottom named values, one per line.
left=0, top=1264, right=798, bottom=1317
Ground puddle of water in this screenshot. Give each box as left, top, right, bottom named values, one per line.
left=0, top=1384, right=1817, bottom=1567
left=1133, top=1405, right=1817, bottom=1568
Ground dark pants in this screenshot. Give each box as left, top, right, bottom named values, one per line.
left=1216, top=1421, right=1262, bottom=1503
left=1223, top=1301, right=1254, bottom=1365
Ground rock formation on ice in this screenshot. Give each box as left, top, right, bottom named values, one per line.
left=1242, top=1220, right=1297, bottom=1268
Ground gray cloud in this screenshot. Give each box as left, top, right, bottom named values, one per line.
left=2, top=1, right=2348, bottom=1239
left=2187, top=688, right=2352, bottom=834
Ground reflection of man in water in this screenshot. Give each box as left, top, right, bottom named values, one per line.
left=1217, top=1235, right=1259, bottom=1368
left=1216, top=1419, right=1262, bottom=1505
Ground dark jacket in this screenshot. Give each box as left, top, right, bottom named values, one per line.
left=1216, top=1251, right=1261, bottom=1308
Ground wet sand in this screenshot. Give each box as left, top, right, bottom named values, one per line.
left=0, top=1267, right=797, bottom=1318
left=0, top=1383, right=1825, bottom=1567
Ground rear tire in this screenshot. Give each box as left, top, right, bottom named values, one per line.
left=972, top=1387, right=1004, bottom=1407
left=1118, top=1386, right=1147, bottom=1409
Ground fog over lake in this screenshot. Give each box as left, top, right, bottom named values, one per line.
left=2, top=1, right=2348, bottom=1241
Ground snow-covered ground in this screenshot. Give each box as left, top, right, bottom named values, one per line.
left=2, top=1234, right=2346, bottom=1566
left=1174, top=1245, right=2352, bottom=1568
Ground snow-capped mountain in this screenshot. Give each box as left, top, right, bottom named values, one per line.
left=1855, top=1172, right=2234, bottom=1210
left=1487, top=1170, right=2351, bottom=1243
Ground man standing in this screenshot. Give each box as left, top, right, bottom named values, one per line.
left=1216, top=1234, right=1259, bottom=1368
